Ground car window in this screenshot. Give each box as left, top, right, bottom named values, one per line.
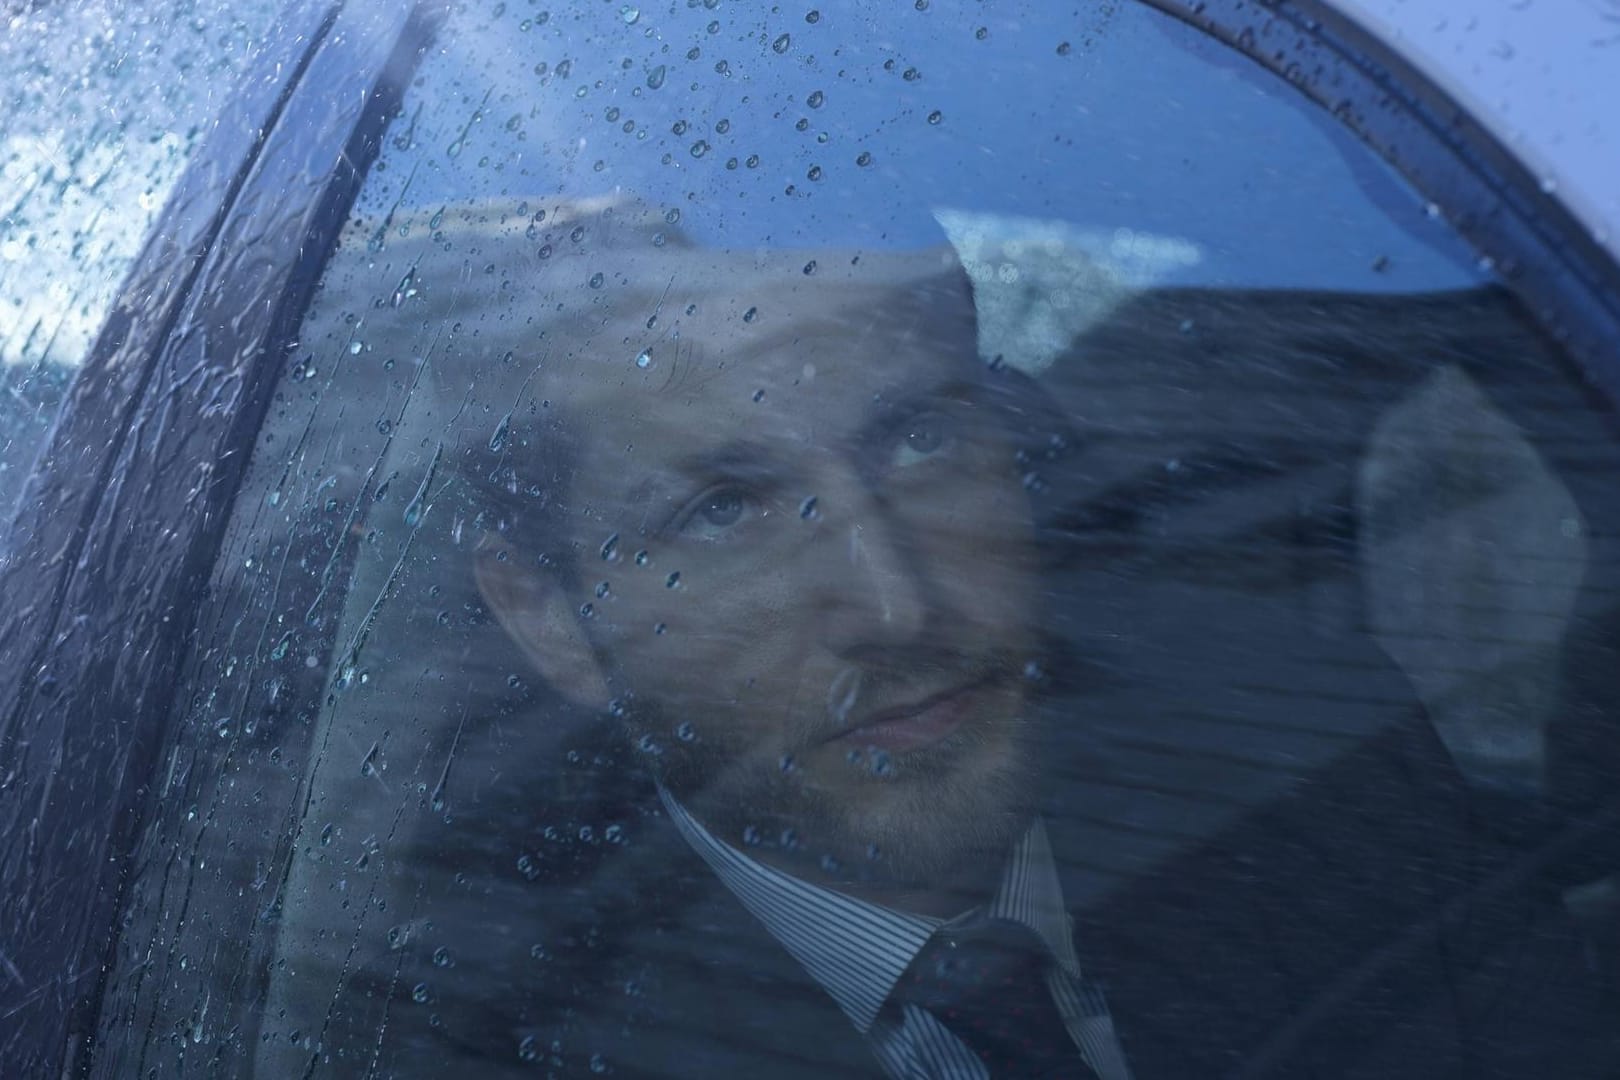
left=94, top=3, right=1620, bottom=1078
left=0, top=0, right=284, bottom=526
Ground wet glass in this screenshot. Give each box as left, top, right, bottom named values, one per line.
left=0, top=0, right=286, bottom=530
left=96, top=2, right=1620, bottom=1078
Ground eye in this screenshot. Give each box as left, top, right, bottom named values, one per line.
left=676, top=485, right=757, bottom=540
left=891, top=411, right=954, bottom=468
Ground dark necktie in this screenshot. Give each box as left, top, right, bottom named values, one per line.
left=890, top=916, right=1100, bottom=1079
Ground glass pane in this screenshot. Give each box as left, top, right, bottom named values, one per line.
left=100, top=3, right=1620, bottom=1077
left=0, top=0, right=286, bottom=531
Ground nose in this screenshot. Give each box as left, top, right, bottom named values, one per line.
left=803, top=467, right=931, bottom=655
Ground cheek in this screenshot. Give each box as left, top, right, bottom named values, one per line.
left=903, top=470, right=1041, bottom=613
left=592, top=555, right=812, bottom=712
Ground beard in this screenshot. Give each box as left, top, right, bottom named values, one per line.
left=615, top=638, right=1069, bottom=900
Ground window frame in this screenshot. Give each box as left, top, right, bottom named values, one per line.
left=0, top=0, right=1613, bottom=1075
left=0, top=2, right=438, bottom=1071
left=1146, top=0, right=1620, bottom=399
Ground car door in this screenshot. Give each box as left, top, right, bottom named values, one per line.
left=3, top=1, right=1617, bottom=1077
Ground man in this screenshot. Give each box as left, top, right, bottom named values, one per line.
left=260, top=199, right=1615, bottom=1079
left=461, top=200, right=1132, bottom=1077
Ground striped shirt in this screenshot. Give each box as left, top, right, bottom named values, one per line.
left=659, top=788, right=1133, bottom=1080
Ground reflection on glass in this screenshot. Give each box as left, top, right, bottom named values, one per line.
left=92, top=3, right=1620, bottom=1078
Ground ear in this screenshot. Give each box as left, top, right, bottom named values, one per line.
left=474, top=544, right=611, bottom=707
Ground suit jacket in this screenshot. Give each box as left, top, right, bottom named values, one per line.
left=309, top=711, right=1610, bottom=1080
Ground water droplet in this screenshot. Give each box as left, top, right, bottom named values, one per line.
left=390, top=268, right=418, bottom=308
left=665, top=571, right=681, bottom=588
left=433, top=946, right=454, bottom=967
left=529, top=942, right=548, bottom=961
left=635, top=349, right=652, bottom=369
left=676, top=721, right=696, bottom=741
left=779, top=753, right=796, bottom=772
left=742, top=306, right=759, bottom=323
left=620, top=4, right=639, bottom=24
left=538, top=243, right=553, bottom=260
left=589, top=271, right=605, bottom=289
left=411, top=983, right=430, bottom=1004
left=605, top=823, right=625, bottom=843
left=799, top=495, right=819, bottom=520
left=601, top=533, right=621, bottom=561
left=690, top=139, right=710, bottom=158
left=518, top=1035, right=540, bottom=1062
left=855, top=150, right=872, bottom=167
left=595, top=581, right=611, bottom=599
left=746, top=153, right=760, bottom=168
left=1056, top=40, right=1072, bottom=55
left=802, top=258, right=818, bottom=274
left=646, top=64, right=666, bottom=89
left=752, top=388, right=765, bottom=402
left=578, top=602, right=594, bottom=619
left=634, top=549, right=650, bottom=566
left=487, top=415, right=513, bottom=455
left=902, top=66, right=920, bottom=81
left=807, top=89, right=825, bottom=108
left=927, top=109, right=943, bottom=125
left=805, top=9, right=820, bottom=23
left=654, top=622, right=667, bottom=635
left=772, top=32, right=792, bottom=53
left=319, top=823, right=334, bottom=845
left=590, top=1053, right=609, bottom=1074
left=742, top=824, right=762, bottom=846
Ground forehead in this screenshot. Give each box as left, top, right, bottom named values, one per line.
left=528, top=248, right=983, bottom=470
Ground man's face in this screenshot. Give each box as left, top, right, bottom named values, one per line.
left=502, top=259, right=1046, bottom=890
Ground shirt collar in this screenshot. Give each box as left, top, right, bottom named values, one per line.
left=658, top=786, right=1080, bottom=1034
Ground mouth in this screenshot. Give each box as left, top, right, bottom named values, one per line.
left=824, top=674, right=999, bottom=756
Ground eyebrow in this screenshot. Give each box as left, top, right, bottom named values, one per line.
left=857, top=377, right=992, bottom=439
left=626, top=441, right=796, bottom=524
left=620, top=376, right=994, bottom=524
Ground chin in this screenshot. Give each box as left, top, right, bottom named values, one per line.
left=650, top=695, right=1043, bottom=889
left=836, top=736, right=1036, bottom=886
